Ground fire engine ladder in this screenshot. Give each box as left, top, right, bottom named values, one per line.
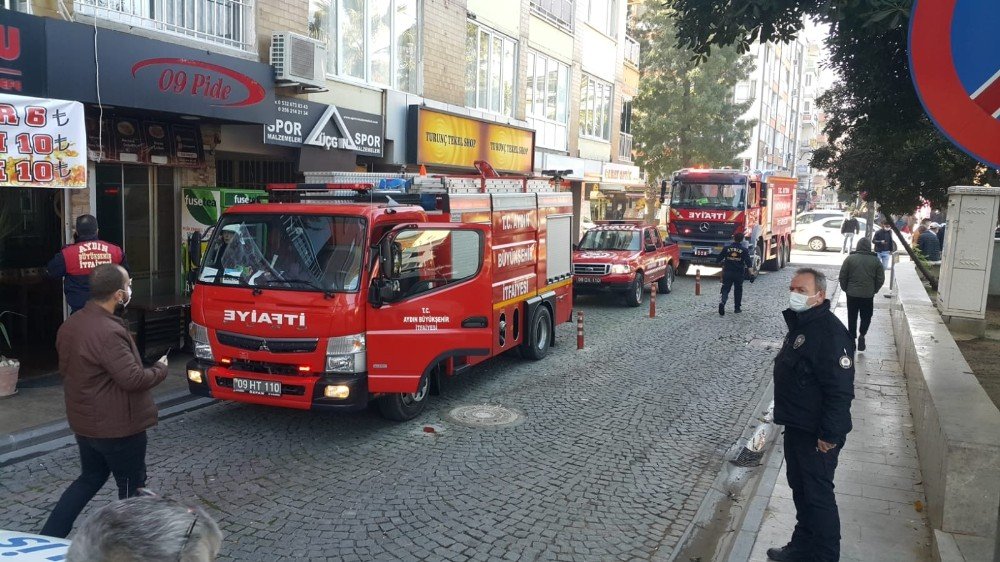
left=280, top=215, right=323, bottom=280
left=410, top=176, right=556, bottom=194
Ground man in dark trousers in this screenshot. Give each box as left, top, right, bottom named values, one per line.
left=872, top=220, right=897, bottom=269
left=840, top=213, right=860, bottom=254
left=46, top=214, right=128, bottom=313
left=768, top=268, right=855, bottom=562
left=715, top=232, right=754, bottom=316
left=39, top=264, right=168, bottom=538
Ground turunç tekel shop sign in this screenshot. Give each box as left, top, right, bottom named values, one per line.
left=407, top=106, right=535, bottom=174
left=43, top=18, right=275, bottom=124
left=263, top=97, right=385, bottom=157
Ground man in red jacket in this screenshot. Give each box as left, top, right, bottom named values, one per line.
left=45, top=214, right=128, bottom=314
left=39, top=264, right=167, bottom=538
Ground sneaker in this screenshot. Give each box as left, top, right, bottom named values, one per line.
left=858, top=335, right=866, bottom=351
left=718, top=303, right=725, bottom=316
left=734, top=307, right=742, bottom=313
left=766, top=545, right=805, bottom=561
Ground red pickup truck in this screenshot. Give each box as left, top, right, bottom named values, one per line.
left=572, top=222, right=680, bottom=306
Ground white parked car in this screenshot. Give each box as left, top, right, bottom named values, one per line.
left=796, top=210, right=844, bottom=227
left=793, top=216, right=868, bottom=252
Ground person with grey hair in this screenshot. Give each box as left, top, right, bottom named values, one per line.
left=67, top=496, right=222, bottom=561
left=767, top=267, right=855, bottom=562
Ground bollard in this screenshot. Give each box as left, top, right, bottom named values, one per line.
left=695, top=268, right=702, bottom=296
left=649, top=281, right=657, bottom=317
left=576, top=311, right=584, bottom=349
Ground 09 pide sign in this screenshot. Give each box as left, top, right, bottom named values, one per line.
left=910, top=0, right=1000, bottom=168
left=407, top=106, right=535, bottom=174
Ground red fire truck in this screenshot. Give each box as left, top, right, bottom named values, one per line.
left=572, top=221, right=680, bottom=306
left=666, top=169, right=796, bottom=274
left=185, top=165, right=574, bottom=420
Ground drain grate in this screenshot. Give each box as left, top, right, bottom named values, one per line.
left=447, top=404, right=522, bottom=428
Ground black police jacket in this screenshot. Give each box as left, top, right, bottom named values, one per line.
left=773, top=300, right=855, bottom=445
left=715, top=242, right=753, bottom=275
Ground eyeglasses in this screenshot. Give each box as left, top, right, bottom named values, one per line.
left=177, top=509, right=199, bottom=562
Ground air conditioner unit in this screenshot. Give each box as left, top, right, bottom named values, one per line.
left=270, top=31, right=327, bottom=90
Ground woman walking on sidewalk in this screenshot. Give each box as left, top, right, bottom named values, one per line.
left=838, top=238, right=884, bottom=351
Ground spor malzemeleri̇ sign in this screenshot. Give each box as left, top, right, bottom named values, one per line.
left=910, top=0, right=1000, bottom=168
left=0, top=93, right=86, bottom=188
left=263, top=97, right=385, bottom=157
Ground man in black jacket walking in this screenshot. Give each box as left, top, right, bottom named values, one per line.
left=872, top=220, right=896, bottom=269
left=767, top=268, right=855, bottom=562
left=840, top=214, right=860, bottom=254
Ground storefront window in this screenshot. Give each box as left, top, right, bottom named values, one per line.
left=308, top=0, right=420, bottom=92
left=465, top=21, right=518, bottom=117
left=526, top=51, right=569, bottom=151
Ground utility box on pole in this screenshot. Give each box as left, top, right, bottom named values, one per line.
left=937, top=186, right=1000, bottom=334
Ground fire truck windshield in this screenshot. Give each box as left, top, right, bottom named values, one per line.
left=578, top=229, right=642, bottom=251
left=671, top=183, right=746, bottom=210
left=197, top=214, right=367, bottom=293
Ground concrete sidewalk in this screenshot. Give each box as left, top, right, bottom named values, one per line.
left=0, top=352, right=211, bottom=464
left=745, top=286, right=933, bottom=561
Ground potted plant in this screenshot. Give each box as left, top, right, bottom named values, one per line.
left=0, top=310, right=23, bottom=397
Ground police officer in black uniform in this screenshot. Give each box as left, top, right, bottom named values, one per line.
left=715, top=232, right=753, bottom=316
left=768, top=268, right=855, bottom=562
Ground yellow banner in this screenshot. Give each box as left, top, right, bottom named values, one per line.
left=412, top=107, right=534, bottom=173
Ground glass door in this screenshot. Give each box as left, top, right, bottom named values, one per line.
left=95, top=164, right=178, bottom=299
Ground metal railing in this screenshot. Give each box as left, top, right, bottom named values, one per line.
left=624, top=36, right=640, bottom=67
left=74, top=0, right=256, bottom=54
left=618, top=132, right=634, bottom=162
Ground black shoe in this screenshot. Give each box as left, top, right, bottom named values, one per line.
left=766, top=545, right=804, bottom=561
left=718, top=303, right=725, bottom=316
left=734, top=307, right=742, bottom=313
left=858, top=335, right=866, bottom=351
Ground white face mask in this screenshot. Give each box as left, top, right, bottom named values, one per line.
left=789, top=291, right=819, bottom=312
left=120, top=285, right=132, bottom=308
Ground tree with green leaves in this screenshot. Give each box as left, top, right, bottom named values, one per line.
left=633, top=6, right=756, bottom=190
left=665, top=0, right=999, bottom=215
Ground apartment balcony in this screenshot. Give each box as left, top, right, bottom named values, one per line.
left=74, top=0, right=256, bottom=55
left=618, top=132, right=634, bottom=162
left=624, top=36, right=640, bottom=68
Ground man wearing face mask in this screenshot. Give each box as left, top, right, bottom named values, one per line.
left=39, top=264, right=168, bottom=538
left=767, top=268, right=855, bottom=562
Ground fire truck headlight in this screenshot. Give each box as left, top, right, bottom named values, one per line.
left=324, top=385, right=351, bottom=399
left=326, top=333, right=366, bottom=374
left=189, top=322, right=214, bottom=362
left=610, top=264, right=631, bottom=275
left=187, top=369, right=204, bottom=384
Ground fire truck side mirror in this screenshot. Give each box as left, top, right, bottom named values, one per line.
left=188, top=232, right=202, bottom=268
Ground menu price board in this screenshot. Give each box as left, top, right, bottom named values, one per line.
left=0, top=93, right=87, bottom=188
left=84, top=111, right=204, bottom=167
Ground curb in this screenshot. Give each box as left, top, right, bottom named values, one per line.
left=660, top=369, right=777, bottom=562
left=0, top=390, right=215, bottom=467
left=721, top=429, right=784, bottom=561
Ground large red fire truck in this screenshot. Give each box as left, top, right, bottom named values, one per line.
left=185, top=164, right=574, bottom=420
left=666, top=169, right=796, bottom=274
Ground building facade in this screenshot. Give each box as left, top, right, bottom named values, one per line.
left=796, top=39, right=833, bottom=211
left=0, top=1, right=641, bottom=375
left=734, top=39, right=806, bottom=176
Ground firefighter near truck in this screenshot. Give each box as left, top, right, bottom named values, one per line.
left=185, top=165, right=574, bottom=421
left=665, top=169, right=796, bottom=275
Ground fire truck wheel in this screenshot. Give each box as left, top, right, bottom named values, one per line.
left=657, top=264, right=675, bottom=294
left=625, top=272, right=644, bottom=307
left=677, top=261, right=690, bottom=276
left=522, top=306, right=552, bottom=360
left=377, top=374, right=430, bottom=421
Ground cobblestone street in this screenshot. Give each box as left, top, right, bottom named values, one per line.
left=0, top=258, right=844, bottom=561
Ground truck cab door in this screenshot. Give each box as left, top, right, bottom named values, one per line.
left=365, top=224, right=493, bottom=395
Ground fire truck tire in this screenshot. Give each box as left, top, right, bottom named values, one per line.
left=777, top=240, right=787, bottom=269
left=785, top=239, right=792, bottom=264
left=377, top=374, right=430, bottom=421
left=657, top=264, right=674, bottom=294
left=625, top=272, right=644, bottom=307
left=677, top=261, right=690, bottom=276
left=522, top=306, right=552, bottom=360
